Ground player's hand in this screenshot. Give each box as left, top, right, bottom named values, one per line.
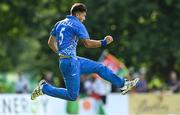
left=105, top=35, right=113, bottom=44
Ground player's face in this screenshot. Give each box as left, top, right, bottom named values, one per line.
left=76, top=12, right=86, bottom=22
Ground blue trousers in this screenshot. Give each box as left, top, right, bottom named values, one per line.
left=42, top=57, right=125, bottom=101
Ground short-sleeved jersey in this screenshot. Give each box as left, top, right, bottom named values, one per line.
left=50, top=15, right=89, bottom=57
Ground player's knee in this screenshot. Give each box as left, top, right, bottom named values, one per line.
left=69, top=97, right=77, bottom=101
left=69, top=93, right=78, bottom=101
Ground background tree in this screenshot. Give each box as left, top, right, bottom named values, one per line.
left=0, top=0, right=179, bottom=82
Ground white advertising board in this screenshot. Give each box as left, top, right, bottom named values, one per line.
left=0, top=94, right=67, bottom=115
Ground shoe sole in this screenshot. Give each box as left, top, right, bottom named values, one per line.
left=121, top=78, right=139, bottom=95
left=31, top=86, right=40, bottom=100
left=31, top=80, right=46, bottom=100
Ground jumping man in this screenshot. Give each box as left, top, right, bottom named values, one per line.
left=31, top=3, right=139, bottom=101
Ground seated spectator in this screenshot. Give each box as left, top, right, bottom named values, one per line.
left=135, top=73, right=148, bottom=93
left=43, top=71, right=54, bottom=84
left=148, top=75, right=164, bottom=92
left=167, top=71, right=180, bottom=93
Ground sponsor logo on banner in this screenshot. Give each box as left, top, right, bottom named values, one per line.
left=79, top=97, right=97, bottom=114
left=129, top=94, right=180, bottom=114
left=0, top=94, right=66, bottom=115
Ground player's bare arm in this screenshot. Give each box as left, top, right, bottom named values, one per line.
left=81, top=35, right=113, bottom=48
left=48, top=35, right=58, bottom=53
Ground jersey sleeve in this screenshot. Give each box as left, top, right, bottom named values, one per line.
left=76, top=23, right=90, bottom=39
left=50, top=22, right=59, bottom=36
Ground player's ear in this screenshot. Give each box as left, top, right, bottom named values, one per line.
left=75, top=12, right=80, bottom=18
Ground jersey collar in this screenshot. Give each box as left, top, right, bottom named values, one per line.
left=66, top=15, right=80, bottom=22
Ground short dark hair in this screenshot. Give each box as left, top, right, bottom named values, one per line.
left=70, top=3, right=87, bottom=15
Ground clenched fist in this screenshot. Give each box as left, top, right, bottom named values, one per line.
left=105, top=35, right=113, bottom=44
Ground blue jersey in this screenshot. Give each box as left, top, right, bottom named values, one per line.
left=50, top=15, right=89, bottom=57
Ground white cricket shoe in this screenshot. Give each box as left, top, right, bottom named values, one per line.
left=120, top=78, right=139, bottom=95
left=31, top=80, right=46, bottom=100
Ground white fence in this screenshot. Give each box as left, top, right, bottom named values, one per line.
left=1, top=93, right=179, bottom=115
left=0, top=94, right=128, bottom=115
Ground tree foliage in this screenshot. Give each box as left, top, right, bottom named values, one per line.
left=0, top=0, right=180, bottom=80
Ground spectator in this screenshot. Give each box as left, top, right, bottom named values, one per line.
left=79, top=75, right=89, bottom=97
left=83, top=77, right=94, bottom=95
left=167, top=71, right=180, bottom=93
left=135, top=73, right=148, bottom=93
left=15, top=72, right=30, bottom=93
left=91, top=74, right=111, bottom=104
left=43, top=71, right=54, bottom=85
left=148, top=75, right=164, bottom=92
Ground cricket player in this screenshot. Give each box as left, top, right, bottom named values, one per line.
left=31, top=3, right=139, bottom=101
